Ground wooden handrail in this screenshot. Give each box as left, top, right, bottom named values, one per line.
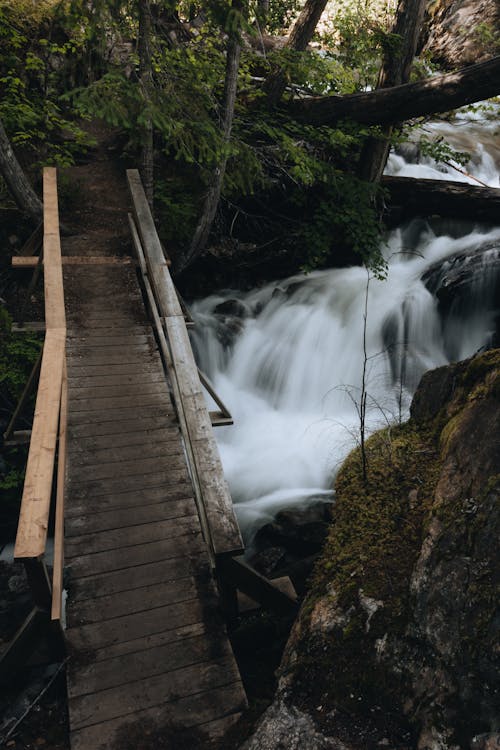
left=127, top=169, right=244, bottom=560
left=13, top=168, right=67, bottom=621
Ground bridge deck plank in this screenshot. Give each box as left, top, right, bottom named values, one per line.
left=64, top=261, right=245, bottom=749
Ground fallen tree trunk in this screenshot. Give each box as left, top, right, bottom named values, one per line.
left=382, top=175, right=500, bottom=224
left=288, top=55, right=500, bottom=126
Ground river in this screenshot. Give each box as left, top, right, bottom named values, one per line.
left=191, top=105, right=500, bottom=546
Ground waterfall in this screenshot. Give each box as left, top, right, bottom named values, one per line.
left=191, top=107, right=500, bottom=544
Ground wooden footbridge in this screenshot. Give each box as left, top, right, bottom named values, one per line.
left=2, top=168, right=296, bottom=749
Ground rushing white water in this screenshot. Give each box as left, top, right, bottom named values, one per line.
left=191, top=108, right=500, bottom=544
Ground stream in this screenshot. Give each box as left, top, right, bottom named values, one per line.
left=191, top=105, right=500, bottom=546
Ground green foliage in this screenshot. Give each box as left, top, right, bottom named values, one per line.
left=0, top=0, right=91, bottom=167
left=0, top=307, right=42, bottom=517
left=418, top=134, right=470, bottom=168
left=265, top=0, right=302, bottom=34
left=319, top=0, right=395, bottom=91
left=0, top=308, right=42, bottom=404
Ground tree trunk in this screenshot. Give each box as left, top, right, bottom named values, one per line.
left=382, top=175, right=500, bottom=225
left=264, top=0, right=328, bottom=107
left=0, top=118, right=43, bottom=223
left=288, top=55, right=500, bottom=126
left=176, top=1, right=242, bottom=273
left=358, top=0, right=427, bottom=183
left=138, top=0, right=154, bottom=208
left=257, top=0, right=269, bottom=33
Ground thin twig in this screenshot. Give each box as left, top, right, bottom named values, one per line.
left=2, top=657, right=70, bottom=743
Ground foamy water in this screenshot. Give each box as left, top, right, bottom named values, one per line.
left=191, top=106, right=500, bottom=543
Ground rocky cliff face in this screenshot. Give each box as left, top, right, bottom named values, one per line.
left=241, top=350, right=500, bottom=750
left=422, top=0, right=500, bottom=68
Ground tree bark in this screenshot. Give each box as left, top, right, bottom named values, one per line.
left=358, top=0, right=427, bottom=183
left=382, top=175, right=500, bottom=225
left=138, top=0, right=154, bottom=208
left=264, top=0, right=329, bottom=107
left=176, top=1, right=242, bottom=273
left=288, top=55, right=500, bottom=126
left=0, top=118, right=43, bottom=223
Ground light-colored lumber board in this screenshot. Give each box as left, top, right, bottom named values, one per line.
left=14, top=331, right=65, bottom=559
left=51, top=357, right=67, bottom=621
left=15, top=168, right=66, bottom=560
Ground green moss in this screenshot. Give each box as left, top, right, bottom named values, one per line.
left=287, top=349, right=500, bottom=736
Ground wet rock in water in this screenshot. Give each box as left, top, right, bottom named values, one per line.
left=213, top=298, right=250, bottom=318
left=254, top=503, right=332, bottom=557
left=215, top=316, right=245, bottom=349
left=422, top=243, right=500, bottom=309
left=250, top=546, right=287, bottom=578
left=241, top=350, right=500, bottom=749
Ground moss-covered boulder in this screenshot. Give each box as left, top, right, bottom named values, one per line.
left=241, top=350, right=500, bottom=750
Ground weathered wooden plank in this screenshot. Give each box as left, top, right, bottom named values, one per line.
left=68, top=556, right=208, bottom=603
left=68, top=391, right=171, bottom=415
left=66, top=597, right=207, bottom=653
left=67, top=577, right=199, bottom=630
left=127, top=170, right=182, bottom=319
left=66, top=416, right=175, bottom=442
left=164, top=316, right=243, bottom=558
left=65, top=498, right=197, bottom=536
left=67, top=404, right=174, bottom=427
left=66, top=535, right=205, bottom=579
left=68, top=632, right=232, bottom=697
left=67, top=441, right=184, bottom=470
left=67, top=372, right=165, bottom=390
left=65, top=483, right=194, bottom=517
left=12, top=255, right=134, bottom=268
left=67, top=325, right=150, bottom=340
left=69, top=682, right=246, bottom=750
left=68, top=347, right=156, bottom=366
left=66, top=426, right=178, bottom=453
left=94, top=623, right=209, bottom=665
left=51, top=358, right=67, bottom=622
left=66, top=362, right=162, bottom=378
left=69, top=657, right=240, bottom=730
left=66, top=334, right=152, bottom=350
left=65, top=515, right=200, bottom=558
left=67, top=455, right=187, bottom=486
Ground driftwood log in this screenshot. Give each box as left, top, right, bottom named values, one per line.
left=288, top=56, right=500, bottom=126
left=382, top=176, right=500, bottom=224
